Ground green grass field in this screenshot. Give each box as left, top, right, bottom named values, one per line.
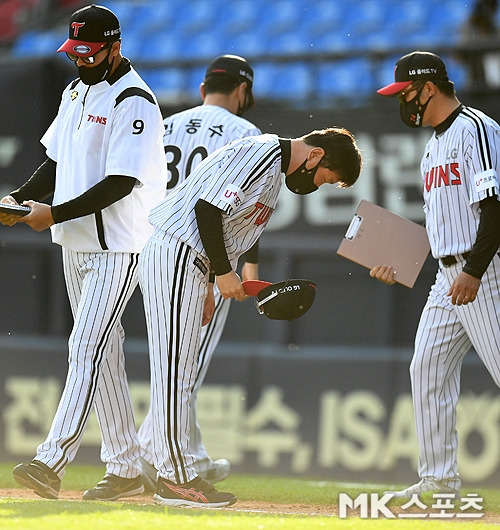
left=0, top=462, right=498, bottom=528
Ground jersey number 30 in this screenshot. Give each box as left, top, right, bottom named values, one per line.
left=164, top=145, right=208, bottom=190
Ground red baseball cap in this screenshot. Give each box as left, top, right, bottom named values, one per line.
left=57, top=4, right=121, bottom=57
left=377, top=51, right=449, bottom=96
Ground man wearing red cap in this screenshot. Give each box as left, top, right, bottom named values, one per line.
left=1, top=4, right=167, bottom=501
left=373, top=50, right=500, bottom=499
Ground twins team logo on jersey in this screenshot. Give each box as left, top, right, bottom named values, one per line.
left=220, top=184, right=245, bottom=209
left=244, top=202, right=274, bottom=226
left=425, top=163, right=461, bottom=191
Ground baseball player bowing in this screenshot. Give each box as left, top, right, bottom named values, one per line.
left=138, top=128, right=362, bottom=507
left=372, top=51, right=500, bottom=499
left=138, top=55, right=262, bottom=491
left=0, top=5, right=167, bottom=501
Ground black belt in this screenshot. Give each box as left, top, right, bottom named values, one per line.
left=440, top=251, right=470, bottom=267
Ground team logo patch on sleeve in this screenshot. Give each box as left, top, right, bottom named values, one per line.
left=220, top=184, right=245, bottom=209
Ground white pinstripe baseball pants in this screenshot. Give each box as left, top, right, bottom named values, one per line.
left=35, top=248, right=141, bottom=479
left=139, top=232, right=210, bottom=484
left=137, top=288, right=230, bottom=471
left=412, top=253, right=500, bottom=491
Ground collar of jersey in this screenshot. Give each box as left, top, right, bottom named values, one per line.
left=278, top=138, right=291, bottom=173
left=434, top=104, right=464, bottom=135
left=106, top=57, right=131, bottom=86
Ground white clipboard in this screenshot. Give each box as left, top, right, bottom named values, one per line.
left=337, top=200, right=430, bottom=288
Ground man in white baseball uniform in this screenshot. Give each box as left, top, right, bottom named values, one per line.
left=373, top=51, right=500, bottom=499
left=0, top=4, right=167, bottom=501
left=139, top=127, right=362, bottom=507
left=138, top=55, right=262, bottom=491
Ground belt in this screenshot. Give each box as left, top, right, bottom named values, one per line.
left=440, top=251, right=470, bottom=268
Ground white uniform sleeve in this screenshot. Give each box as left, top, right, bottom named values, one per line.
left=105, top=96, right=163, bottom=186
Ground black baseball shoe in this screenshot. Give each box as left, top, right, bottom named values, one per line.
left=82, top=474, right=144, bottom=501
left=154, top=475, right=237, bottom=508
left=13, top=460, right=61, bottom=499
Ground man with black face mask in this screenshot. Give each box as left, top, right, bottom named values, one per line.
left=372, top=51, right=500, bottom=500
left=137, top=127, right=361, bottom=507
left=137, top=54, right=262, bottom=493
left=1, top=4, right=167, bottom=501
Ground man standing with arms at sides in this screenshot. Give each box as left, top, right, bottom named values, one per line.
left=138, top=54, right=261, bottom=491
left=373, top=51, right=500, bottom=499
left=0, top=4, right=167, bottom=501
left=139, top=126, right=362, bottom=507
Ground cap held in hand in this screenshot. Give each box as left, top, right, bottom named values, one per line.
left=243, top=279, right=317, bottom=321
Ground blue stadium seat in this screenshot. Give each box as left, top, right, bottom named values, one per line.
left=174, top=0, right=218, bottom=37
left=138, top=66, right=187, bottom=101
left=253, top=62, right=312, bottom=101
left=216, top=0, right=262, bottom=36
left=425, top=0, right=471, bottom=41
left=186, top=65, right=209, bottom=99
left=301, top=0, right=344, bottom=38
left=224, top=30, right=271, bottom=57
left=99, top=0, right=138, bottom=29
left=267, top=30, right=313, bottom=55
left=383, top=0, right=431, bottom=37
left=317, top=59, right=373, bottom=98
left=132, top=1, right=175, bottom=34
left=12, top=30, right=63, bottom=57
left=258, top=0, right=304, bottom=36
left=136, top=29, right=184, bottom=61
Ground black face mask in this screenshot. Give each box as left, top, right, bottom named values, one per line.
left=399, top=84, right=432, bottom=128
left=285, top=157, right=323, bottom=195
left=236, top=84, right=254, bottom=117
left=78, top=47, right=113, bottom=86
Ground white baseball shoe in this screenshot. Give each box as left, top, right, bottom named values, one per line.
left=385, top=478, right=460, bottom=499
left=140, top=457, right=158, bottom=493
left=197, top=459, right=231, bottom=484
left=140, top=457, right=231, bottom=492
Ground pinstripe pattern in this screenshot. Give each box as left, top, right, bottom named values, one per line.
left=140, top=133, right=286, bottom=482
left=411, top=104, right=500, bottom=492
left=163, top=104, right=261, bottom=191
left=422, top=106, right=500, bottom=258
left=137, top=103, right=260, bottom=473
left=412, top=254, right=500, bottom=490
left=36, top=249, right=141, bottom=477
left=139, top=235, right=208, bottom=483
left=149, top=134, right=282, bottom=271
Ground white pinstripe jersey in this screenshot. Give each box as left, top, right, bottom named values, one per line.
left=42, top=64, right=167, bottom=253
left=149, top=134, right=283, bottom=269
left=421, top=106, right=500, bottom=259
left=163, top=104, right=261, bottom=191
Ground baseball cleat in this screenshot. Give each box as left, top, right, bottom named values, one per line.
left=153, top=476, right=236, bottom=508
left=385, top=478, right=461, bottom=499
left=197, top=458, right=231, bottom=484
left=13, top=460, right=61, bottom=499
left=82, top=473, right=144, bottom=501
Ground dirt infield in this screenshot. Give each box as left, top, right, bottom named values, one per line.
left=2, top=487, right=500, bottom=522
